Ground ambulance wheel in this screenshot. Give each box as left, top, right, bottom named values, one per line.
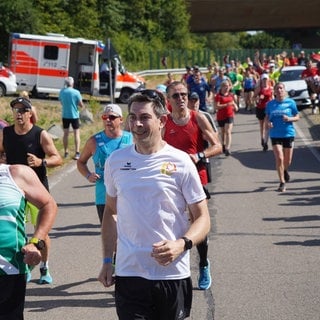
left=0, top=83, right=5, bottom=97
left=118, top=88, right=134, bottom=104
left=31, top=87, right=49, bottom=98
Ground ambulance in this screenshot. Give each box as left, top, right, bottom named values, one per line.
left=0, top=63, right=17, bottom=96
left=8, top=33, right=145, bottom=102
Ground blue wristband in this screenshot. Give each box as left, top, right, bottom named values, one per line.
left=103, top=257, right=113, bottom=264
left=86, top=172, right=91, bottom=179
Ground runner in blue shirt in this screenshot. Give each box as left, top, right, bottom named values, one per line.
left=265, top=82, right=300, bottom=192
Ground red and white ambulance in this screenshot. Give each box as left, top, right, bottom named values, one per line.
left=9, top=33, right=145, bottom=102
left=0, top=63, right=17, bottom=96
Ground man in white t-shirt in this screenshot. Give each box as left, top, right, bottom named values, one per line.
left=98, top=89, right=211, bottom=319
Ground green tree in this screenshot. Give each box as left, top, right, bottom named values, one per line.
left=239, top=32, right=289, bottom=49
left=0, top=0, right=38, bottom=62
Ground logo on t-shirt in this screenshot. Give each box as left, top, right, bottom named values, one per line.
left=160, top=162, right=177, bottom=176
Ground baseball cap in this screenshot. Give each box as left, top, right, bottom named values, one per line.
left=269, top=63, right=275, bottom=68
left=261, top=73, right=269, bottom=80
left=189, top=92, right=199, bottom=100
left=103, top=104, right=122, bottom=117
left=10, top=97, right=32, bottom=110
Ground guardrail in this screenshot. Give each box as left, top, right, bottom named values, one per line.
left=136, top=67, right=208, bottom=77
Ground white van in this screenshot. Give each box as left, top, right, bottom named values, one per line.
left=279, top=66, right=311, bottom=110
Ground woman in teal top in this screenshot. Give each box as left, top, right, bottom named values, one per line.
left=77, top=104, right=133, bottom=223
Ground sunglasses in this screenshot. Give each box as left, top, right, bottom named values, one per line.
left=12, top=107, right=31, bottom=114
left=136, top=89, right=166, bottom=108
left=171, top=92, right=188, bottom=99
left=101, top=114, right=120, bottom=121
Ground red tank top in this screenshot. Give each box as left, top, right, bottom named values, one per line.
left=164, top=110, right=207, bottom=185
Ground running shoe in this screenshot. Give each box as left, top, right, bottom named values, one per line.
left=39, top=267, right=53, bottom=284
left=26, top=271, right=32, bottom=283
left=263, top=143, right=268, bottom=152
left=64, top=152, right=69, bottom=158
left=198, top=259, right=212, bottom=290
left=225, top=149, right=231, bottom=156
left=277, top=182, right=286, bottom=192
left=73, top=152, right=80, bottom=160
left=284, top=170, right=290, bottom=182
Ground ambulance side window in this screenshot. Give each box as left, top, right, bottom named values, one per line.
left=44, top=46, right=58, bottom=60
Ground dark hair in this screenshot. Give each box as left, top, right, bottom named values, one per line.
left=128, top=90, right=168, bottom=118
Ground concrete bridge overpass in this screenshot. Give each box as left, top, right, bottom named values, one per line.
left=189, top=0, right=319, bottom=33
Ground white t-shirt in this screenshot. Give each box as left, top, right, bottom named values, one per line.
left=104, top=143, right=206, bottom=280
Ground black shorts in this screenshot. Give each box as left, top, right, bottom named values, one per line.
left=244, top=88, right=254, bottom=93
left=271, top=137, right=295, bottom=148
left=255, top=108, right=266, bottom=120
left=234, top=89, right=242, bottom=96
left=0, top=274, right=26, bottom=319
left=218, top=117, right=234, bottom=127
left=62, top=118, right=80, bottom=130
left=115, top=276, right=192, bottom=320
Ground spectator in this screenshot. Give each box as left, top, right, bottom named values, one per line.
left=77, top=104, right=133, bottom=223
left=265, top=82, right=300, bottom=192
left=59, top=76, right=86, bottom=160
left=0, top=163, right=57, bottom=318
left=98, top=89, right=211, bottom=319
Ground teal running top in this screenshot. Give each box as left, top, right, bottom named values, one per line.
left=0, top=164, right=28, bottom=275
left=93, top=130, right=133, bottom=204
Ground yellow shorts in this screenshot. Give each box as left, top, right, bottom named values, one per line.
left=25, top=202, right=39, bottom=226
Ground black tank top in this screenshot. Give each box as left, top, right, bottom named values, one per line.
left=3, top=125, right=49, bottom=190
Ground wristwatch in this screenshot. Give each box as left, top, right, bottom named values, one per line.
left=42, top=159, right=47, bottom=167
left=181, top=237, right=193, bottom=251
left=28, top=237, right=46, bottom=250
left=198, top=152, right=205, bottom=160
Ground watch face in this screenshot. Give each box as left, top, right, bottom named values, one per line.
left=37, top=240, right=46, bottom=250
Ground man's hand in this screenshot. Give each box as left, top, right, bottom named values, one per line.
left=151, top=239, right=184, bottom=266
left=98, top=263, right=115, bottom=287
left=27, top=153, right=41, bottom=167
left=21, top=244, right=42, bottom=266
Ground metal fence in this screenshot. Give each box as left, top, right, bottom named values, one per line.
left=146, top=48, right=320, bottom=70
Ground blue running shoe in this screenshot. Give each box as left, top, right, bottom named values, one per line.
left=39, top=267, right=53, bottom=284
left=198, top=259, right=212, bottom=290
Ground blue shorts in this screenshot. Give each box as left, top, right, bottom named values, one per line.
left=115, top=276, right=192, bottom=320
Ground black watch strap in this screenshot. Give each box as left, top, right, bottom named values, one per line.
left=181, top=236, right=193, bottom=251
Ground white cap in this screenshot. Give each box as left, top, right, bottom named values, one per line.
left=261, top=73, right=269, bottom=80
left=103, top=104, right=123, bottom=117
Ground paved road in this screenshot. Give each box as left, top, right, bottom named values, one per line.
left=25, top=108, right=320, bottom=320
